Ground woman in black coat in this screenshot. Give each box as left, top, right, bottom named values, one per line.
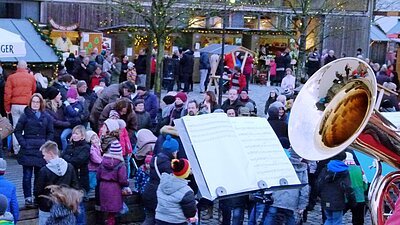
left=14, top=93, right=54, bottom=207
left=45, top=87, right=71, bottom=147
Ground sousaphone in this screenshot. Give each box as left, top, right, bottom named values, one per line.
left=289, top=57, right=400, bottom=225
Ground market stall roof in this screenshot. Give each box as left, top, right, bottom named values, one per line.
left=199, top=44, right=256, bottom=55
left=370, top=24, right=390, bottom=41
left=387, top=19, right=400, bottom=35
left=0, top=19, right=59, bottom=63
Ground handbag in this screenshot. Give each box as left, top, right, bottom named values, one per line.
left=0, top=116, right=13, bottom=140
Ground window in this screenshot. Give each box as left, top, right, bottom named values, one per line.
left=244, top=15, right=258, bottom=29
left=0, top=3, right=21, bottom=19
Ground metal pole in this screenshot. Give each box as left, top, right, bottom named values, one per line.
left=218, top=0, right=227, bottom=105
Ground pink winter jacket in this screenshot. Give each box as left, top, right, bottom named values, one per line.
left=88, top=144, right=103, bottom=171
left=119, top=127, right=132, bottom=156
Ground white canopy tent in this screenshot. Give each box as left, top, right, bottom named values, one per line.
left=0, top=27, right=26, bottom=58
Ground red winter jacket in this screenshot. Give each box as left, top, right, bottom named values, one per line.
left=229, top=73, right=246, bottom=93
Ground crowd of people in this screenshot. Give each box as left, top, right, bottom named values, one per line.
left=0, top=43, right=397, bottom=225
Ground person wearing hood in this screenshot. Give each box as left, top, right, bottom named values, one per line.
left=264, top=89, right=278, bottom=115
left=14, top=93, right=54, bottom=208
left=267, top=106, right=288, bottom=139
left=141, top=135, right=179, bottom=225
left=0, top=194, right=14, bottom=225
left=263, top=148, right=309, bottom=225
left=134, top=129, right=157, bottom=167
left=156, top=158, right=197, bottom=225
left=97, top=140, right=130, bottom=225
left=316, top=151, right=356, bottom=225
left=37, top=141, right=80, bottom=225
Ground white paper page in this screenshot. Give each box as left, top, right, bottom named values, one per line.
left=381, top=112, right=400, bottom=129
left=229, top=117, right=301, bottom=187
left=182, top=113, right=255, bottom=198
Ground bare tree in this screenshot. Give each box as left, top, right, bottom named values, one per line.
left=251, top=0, right=368, bottom=82
left=112, top=0, right=219, bottom=100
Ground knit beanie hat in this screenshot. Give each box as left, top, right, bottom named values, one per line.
left=171, top=158, right=191, bottom=179
left=47, top=87, right=60, bottom=100
left=109, top=140, right=123, bottom=156
left=175, top=92, right=188, bottom=102
left=162, top=134, right=179, bottom=153
left=66, top=87, right=78, bottom=99
left=0, top=158, right=6, bottom=175
left=85, top=130, right=97, bottom=143
left=109, top=110, right=120, bottom=119
left=163, top=95, right=176, bottom=105
left=0, top=194, right=7, bottom=215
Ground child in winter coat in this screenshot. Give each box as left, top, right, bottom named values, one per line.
left=97, top=140, right=131, bottom=225
left=155, top=158, right=197, bottom=225
left=61, top=125, right=90, bottom=194
left=86, top=130, right=102, bottom=194
left=63, top=87, right=85, bottom=127
left=43, top=185, right=83, bottom=225
left=229, top=66, right=246, bottom=93
left=99, top=110, right=132, bottom=173
left=134, top=154, right=152, bottom=194
left=61, top=87, right=86, bottom=152
left=0, top=194, right=14, bottom=225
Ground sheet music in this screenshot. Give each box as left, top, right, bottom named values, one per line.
left=182, top=114, right=254, bottom=197
left=229, top=117, right=300, bottom=187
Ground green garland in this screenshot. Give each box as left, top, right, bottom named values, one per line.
left=27, top=18, right=63, bottom=62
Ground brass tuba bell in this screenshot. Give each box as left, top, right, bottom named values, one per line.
left=289, top=57, right=400, bottom=225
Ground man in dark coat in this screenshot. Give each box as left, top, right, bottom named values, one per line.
left=199, top=52, right=210, bottom=93
left=135, top=49, right=147, bottom=87
left=221, top=89, right=244, bottom=114
left=73, top=57, right=94, bottom=85
left=180, top=49, right=194, bottom=92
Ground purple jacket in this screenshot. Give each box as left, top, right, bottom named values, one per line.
left=88, top=145, right=102, bottom=171
left=97, top=156, right=129, bottom=213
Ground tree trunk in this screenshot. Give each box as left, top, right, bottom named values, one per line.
left=154, top=38, right=165, bottom=102
left=146, top=33, right=154, bottom=89
left=296, top=17, right=308, bottom=86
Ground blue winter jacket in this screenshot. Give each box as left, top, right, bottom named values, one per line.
left=15, top=107, right=54, bottom=167
left=0, top=176, right=19, bottom=224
